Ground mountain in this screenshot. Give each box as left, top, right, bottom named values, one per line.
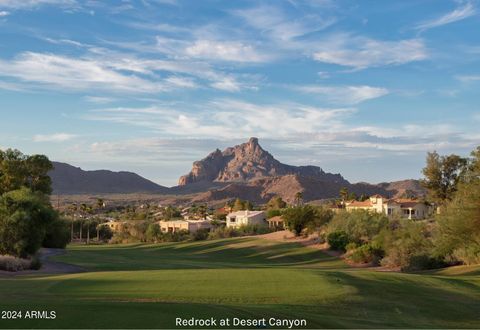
left=377, top=179, right=426, bottom=198
left=49, top=162, right=169, bottom=194
left=179, top=137, right=390, bottom=203
left=179, top=137, right=347, bottom=186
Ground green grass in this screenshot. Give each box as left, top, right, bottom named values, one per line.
left=0, top=237, right=479, bottom=329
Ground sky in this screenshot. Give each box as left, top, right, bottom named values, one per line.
left=0, top=0, right=479, bottom=187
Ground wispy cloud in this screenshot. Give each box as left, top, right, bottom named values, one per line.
left=312, top=34, right=428, bottom=69
left=0, top=0, right=77, bottom=10
left=33, top=133, right=77, bottom=142
left=84, top=96, right=117, bottom=104
left=0, top=52, right=166, bottom=93
left=294, top=85, right=389, bottom=104
left=84, top=100, right=354, bottom=139
left=0, top=10, right=9, bottom=16
left=185, top=40, right=269, bottom=63
left=415, top=1, right=475, bottom=31
left=455, top=74, right=480, bottom=82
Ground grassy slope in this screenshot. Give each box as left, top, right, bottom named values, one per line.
left=0, top=238, right=479, bottom=329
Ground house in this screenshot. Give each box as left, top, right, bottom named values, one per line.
left=158, top=219, right=212, bottom=233
left=345, top=195, right=432, bottom=219
left=106, top=221, right=128, bottom=232
left=226, top=210, right=266, bottom=228
left=267, top=216, right=285, bottom=230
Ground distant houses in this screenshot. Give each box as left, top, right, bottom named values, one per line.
left=226, top=210, right=266, bottom=228
left=345, top=194, right=432, bottom=219
left=158, top=219, right=212, bottom=233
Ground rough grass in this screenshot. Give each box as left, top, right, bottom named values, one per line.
left=0, top=237, right=479, bottom=329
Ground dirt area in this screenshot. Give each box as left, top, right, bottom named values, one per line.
left=258, top=230, right=343, bottom=257
left=258, top=230, right=399, bottom=271
left=0, top=248, right=85, bottom=277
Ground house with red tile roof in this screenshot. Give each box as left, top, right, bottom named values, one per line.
left=346, top=195, right=432, bottom=219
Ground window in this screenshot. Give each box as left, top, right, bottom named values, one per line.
left=229, top=217, right=236, bottom=223
left=388, top=208, right=393, bottom=215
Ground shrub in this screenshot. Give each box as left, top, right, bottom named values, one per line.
left=326, top=210, right=389, bottom=245
left=191, top=228, right=210, bottom=241
left=451, top=246, right=480, bottom=265
left=380, top=221, right=436, bottom=270
left=347, top=242, right=384, bottom=265
left=43, top=217, right=70, bottom=248
left=327, top=231, right=350, bottom=251
left=146, top=223, right=161, bottom=243
left=0, top=255, right=38, bottom=272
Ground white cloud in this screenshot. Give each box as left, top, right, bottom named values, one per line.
left=456, top=74, right=480, bottom=82
left=33, top=133, right=77, bottom=142
left=185, top=40, right=268, bottom=63
left=312, top=34, right=428, bottom=69
left=295, top=85, right=389, bottom=104
left=415, top=1, right=475, bottom=31
left=0, top=52, right=167, bottom=93
left=165, top=76, right=197, bottom=89
left=84, top=96, right=117, bottom=104
left=85, top=100, right=355, bottom=140
left=0, top=10, right=9, bottom=16
left=234, top=5, right=335, bottom=44
left=0, top=0, right=77, bottom=9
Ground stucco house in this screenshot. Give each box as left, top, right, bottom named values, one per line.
left=267, top=215, right=285, bottom=230
left=346, top=195, right=432, bottom=219
left=158, top=219, right=212, bottom=233
left=226, top=210, right=266, bottom=228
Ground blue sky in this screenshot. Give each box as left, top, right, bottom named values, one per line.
left=0, top=0, right=479, bottom=187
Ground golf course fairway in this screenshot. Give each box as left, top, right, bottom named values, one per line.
left=1, top=237, right=479, bottom=329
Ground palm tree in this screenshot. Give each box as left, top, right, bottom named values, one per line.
left=294, top=192, right=304, bottom=206
left=339, top=187, right=349, bottom=204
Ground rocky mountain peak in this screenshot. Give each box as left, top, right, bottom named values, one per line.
left=178, top=138, right=348, bottom=186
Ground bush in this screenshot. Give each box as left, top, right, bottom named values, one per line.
left=191, top=228, right=210, bottom=241
left=451, top=246, right=480, bottom=265
left=0, top=255, right=40, bottom=272
left=380, top=221, right=435, bottom=270
left=0, top=188, right=57, bottom=258
left=208, top=227, right=238, bottom=239
left=347, top=242, right=384, bottom=265
left=327, top=231, right=350, bottom=251
left=326, top=210, right=389, bottom=245
left=43, top=217, right=70, bottom=248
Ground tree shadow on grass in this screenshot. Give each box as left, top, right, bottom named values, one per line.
left=57, top=238, right=346, bottom=271
left=316, top=270, right=480, bottom=328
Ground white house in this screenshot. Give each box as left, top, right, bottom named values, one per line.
left=226, top=210, right=266, bottom=228
left=346, top=195, right=432, bottom=220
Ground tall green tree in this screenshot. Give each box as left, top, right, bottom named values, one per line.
left=0, top=188, right=57, bottom=257
left=421, top=151, right=467, bottom=205
left=283, top=205, right=318, bottom=236
left=0, top=149, right=52, bottom=195
left=434, top=147, right=480, bottom=264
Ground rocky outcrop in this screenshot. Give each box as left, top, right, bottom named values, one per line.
left=178, top=137, right=347, bottom=186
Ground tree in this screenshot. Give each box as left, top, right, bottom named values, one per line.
left=282, top=205, right=317, bottom=236
left=339, top=187, right=349, bottom=203
left=294, top=192, right=304, bottom=206
left=233, top=198, right=245, bottom=211
left=434, top=147, right=480, bottom=264
left=267, top=196, right=286, bottom=210
left=0, top=149, right=52, bottom=195
left=421, top=151, right=467, bottom=205
left=0, top=188, right=57, bottom=257
left=43, top=217, right=70, bottom=249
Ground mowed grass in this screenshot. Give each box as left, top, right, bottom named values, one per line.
left=0, top=238, right=479, bottom=329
